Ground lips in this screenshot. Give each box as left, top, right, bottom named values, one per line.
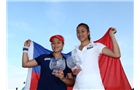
left=78, top=36, right=84, bottom=40
left=53, top=47, right=59, bottom=50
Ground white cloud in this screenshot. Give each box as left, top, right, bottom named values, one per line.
left=7, top=62, right=28, bottom=90
left=45, top=3, right=66, bottom=25
left=9, top=21, right=25, bottom=27
left=8, top=21, right=37, bottom=32
left=116, top=33, right=133, bottom=64
left=9, top=0, right=133, bottom=2
left=128, top=76, right=134, bottom=88
left=6, top=33, right=14, bottom=38
left=115, top=34, right=134, bottom=88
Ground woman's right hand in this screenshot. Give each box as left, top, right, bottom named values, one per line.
left=24, top=39, right=31, bottom=47
left=22, top=39, right=38, bottom=68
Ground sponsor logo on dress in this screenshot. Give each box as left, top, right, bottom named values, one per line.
left=87, top=45, right=93, bottom=50
left=44, top=58, right=51, bottom=60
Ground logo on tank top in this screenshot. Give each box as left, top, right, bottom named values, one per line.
left=87, top=45, right=93, bottom=50
left=44, top=58, right=51, bottom=60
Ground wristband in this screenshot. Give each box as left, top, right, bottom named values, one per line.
left=23, top=46, right=29, bottom=53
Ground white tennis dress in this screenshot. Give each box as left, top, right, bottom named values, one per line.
left=72, top=42, right=106, bottom=90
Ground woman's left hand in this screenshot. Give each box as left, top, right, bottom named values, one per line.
left=54, top=70, right=64, bottom=79
left=110, top=27, right=117, bottom=36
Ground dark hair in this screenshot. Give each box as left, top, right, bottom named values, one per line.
left=76, top=23, right=91, bottom=41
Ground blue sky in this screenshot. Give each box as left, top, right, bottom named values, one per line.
left=7, top=1, right=134, bottom=89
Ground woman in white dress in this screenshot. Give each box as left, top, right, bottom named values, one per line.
left=72, top=23, right=121, bottom=90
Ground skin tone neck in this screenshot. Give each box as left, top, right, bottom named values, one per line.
left=79, top=39, right=91, bottom=50
left=53, top=52, right=63, bottom=59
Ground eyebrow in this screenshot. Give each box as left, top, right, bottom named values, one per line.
left=77, top=29, right=85, bottom=31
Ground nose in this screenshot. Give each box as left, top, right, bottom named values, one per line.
left=78, top=31, right=83, bottom=36
left=53, top=43, right=58, bottom=46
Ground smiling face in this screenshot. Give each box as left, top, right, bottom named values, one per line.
left=51, top=38, right=64, bottom=53
left=76, top=25, right=90, bottom=42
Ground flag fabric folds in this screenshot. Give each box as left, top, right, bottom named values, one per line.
left=24, top=41, right=72, bottom=90
left=24, top=28, right=132, bottom=90
left=94, top=28, right=132, bottom=90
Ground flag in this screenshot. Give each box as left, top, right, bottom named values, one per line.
left=94, top=27, right=132, bottom=90
left=24, top=41, right=72, bottom=90
left=24, top=28, right=132, bottom=90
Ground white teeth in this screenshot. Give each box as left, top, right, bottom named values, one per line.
left=54, top=47, right=58, bottom=49
left=79, top=36, right=83, bottom=39
left=54, top=47, right=59, bottom=50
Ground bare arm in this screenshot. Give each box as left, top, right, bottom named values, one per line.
left=22, top=39, right=38, bottom=68
left=102, top=28, right=121, bottom=58
left=22, top=52, right=38, bottom=68
left=55, top=70, right=74, bottom=86
left=60, top=73, right=74, bottom=86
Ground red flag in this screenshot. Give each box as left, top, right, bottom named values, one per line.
left=94, top=28, right=132, bottom=90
